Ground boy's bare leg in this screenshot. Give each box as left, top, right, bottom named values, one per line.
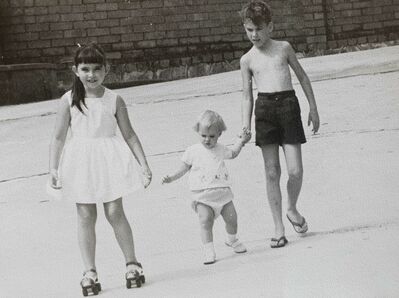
left=104, top=198, right=138, bottom=263
left=261, top=144, right=285, bottom=238
left=196, top=203, right=215, bottom=243
left=220, top=201, right=238, bottom=235
left=76, top=203, right=97, bottom=271
left=282, top=144, right=305, bottom=223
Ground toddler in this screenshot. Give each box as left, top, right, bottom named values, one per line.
left=162, top=110, right=250, bottom=264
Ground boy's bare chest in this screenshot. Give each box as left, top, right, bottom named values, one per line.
left=250, top=53, right=288, bottom=75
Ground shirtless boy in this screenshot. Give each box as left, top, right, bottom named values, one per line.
left=239, top=0, right=320, bottom=248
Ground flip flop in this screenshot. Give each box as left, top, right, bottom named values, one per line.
left=270, top=236, right=288, bottom=248
left=286, top=214, right=308, bottom=233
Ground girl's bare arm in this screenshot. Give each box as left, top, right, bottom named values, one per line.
left=48, top=96, right=70, bottom=187
left=116, top=96, right=151, bottom=172
left=49, top=96, right=70, bottom=172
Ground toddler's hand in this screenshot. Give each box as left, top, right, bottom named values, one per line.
left=161, top=175, right=172, bottom=184
left=141, top=167, right=152, bottom=188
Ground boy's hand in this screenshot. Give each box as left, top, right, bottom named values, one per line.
left=142, top=167, right=152, bottom=188
left=49, top=169, right=61, bottom=189
left=308, top=109, right=320, bottom=134
left=161, top=175, right=173, bottom=184
left=239, top=127, right=252, bottom=144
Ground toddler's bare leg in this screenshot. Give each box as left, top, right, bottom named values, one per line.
left=196, top=203, right=215, bottom=244
left=261, top=144, right=285, bottom=238
left=282, top=144, right=304, bottom=222
left=76, top=203, right=97, bottom=271
left=104, top=198, right=138, bottom=263
left=221, top=201, right=238, bottom=235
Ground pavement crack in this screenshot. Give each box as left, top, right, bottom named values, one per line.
left=1, top=126, right=397, bottom=184
left=132, top=70, right=399, bottom=105
left=311, top=127, right=399, bottom=138
left=0, top=172, right=48, bottom=184
left=302, top=221, right=398, bottom=238
left=0, top=111, right=55, bottom=123
left=132, top=89, right=242, bottom=105
left=1, top=70, right=398, bottom=120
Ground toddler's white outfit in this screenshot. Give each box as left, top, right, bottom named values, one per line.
left=58, top=88, right=142, bottom=203
left=181, top=143, right=234, bottom=218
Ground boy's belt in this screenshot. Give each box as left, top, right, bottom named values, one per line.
left=257, top=90, right=295, bottom=101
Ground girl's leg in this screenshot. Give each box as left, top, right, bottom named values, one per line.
left=282, top=143, right=305, bottom=223
left=261, top=144, right=284, bottom=239
left=76, top=203, right=98, bottom=271
left=196, top=203, right=215, bottom=244
left=103, top=198, right=137, bottom=264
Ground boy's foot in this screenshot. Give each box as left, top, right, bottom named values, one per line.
left=286, top=214, right=308, bottom=233
left=270, top=236, right=288, bottom=248
left=225, top=239, right=247, bottom=253
left=203, top=245, right=216, bottom=265
left=126, top=261, right=145, bottom=289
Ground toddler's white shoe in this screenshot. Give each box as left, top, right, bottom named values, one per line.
left=203, top=244, right=216, bottom=265
left=225, top=239, right=247, bottom=253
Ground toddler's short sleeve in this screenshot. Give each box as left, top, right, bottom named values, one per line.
left=181, top=147, right=193, bottom=165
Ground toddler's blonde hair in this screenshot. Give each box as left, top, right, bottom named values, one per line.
left=193, top=110, right=227, bottom=133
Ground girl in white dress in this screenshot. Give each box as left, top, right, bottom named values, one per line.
left=48, top=43, right=151, bottom=295
left=162, top=110, right=251, bottom=265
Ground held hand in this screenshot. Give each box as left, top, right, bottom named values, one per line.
left=161, top=175, right=173, bottom=184
left=141, top=167, right=152, bottom=188
left=308, top=109, right=320, bottom=134
left=239, top=127, right=252, bottom=144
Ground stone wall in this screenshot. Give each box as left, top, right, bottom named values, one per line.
left=0, top=0, right=398, bottom=104
left=0, top=63, right=59, bottom=105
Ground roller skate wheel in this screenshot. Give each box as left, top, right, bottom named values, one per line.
left=92, top=286, right=99, bottom=295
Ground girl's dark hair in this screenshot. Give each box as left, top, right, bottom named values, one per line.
left=239, top=0, right=272, bottom=26
left=71, top=42, right=107, bottom=113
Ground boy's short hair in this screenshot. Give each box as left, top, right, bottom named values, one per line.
left=193, top=110, right=227, bottom=133
left=240, top=0, right=272, bottom=26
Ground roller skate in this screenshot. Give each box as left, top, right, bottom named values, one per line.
left=125, top=261, right=145, bottom=289
left=80, top=269, right=101, bottom=296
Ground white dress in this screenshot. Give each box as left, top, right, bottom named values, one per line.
left=58, top=88, right=142, bottom=203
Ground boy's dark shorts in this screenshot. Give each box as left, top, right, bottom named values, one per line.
left=255, top=90, right=306, bottom=147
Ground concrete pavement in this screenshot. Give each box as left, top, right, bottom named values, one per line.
left=0, top=46, right=398, bottom=297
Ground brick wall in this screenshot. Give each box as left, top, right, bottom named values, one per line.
left=325, top=0, right=399, bottom=48
left=0, top=0, right=398, bottom=94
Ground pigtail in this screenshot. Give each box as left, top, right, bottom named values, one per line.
left=71, top=74, right=86, bottom=113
